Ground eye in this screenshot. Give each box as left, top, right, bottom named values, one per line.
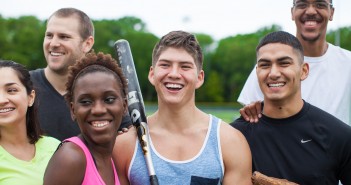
left=105, top=96, right=117, bottom=104
left=7, top=88, right=18, bottom=94
left=258, top=62, right=270, bottom=68
left=295, top=2, right=307, bottom=9
left=60, top=35, right=70, bottom=40
left=45, top=33, right=53, bottom=39
left=316, top=2, right=328, bottom=9
left=78, top=98, right=92, bottom=106
left=280, top=61, right=291, bottom=67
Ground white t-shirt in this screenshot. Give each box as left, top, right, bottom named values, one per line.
left=238, top=43, right=351, bottom=125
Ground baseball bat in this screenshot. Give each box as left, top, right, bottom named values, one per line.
left=114, top=39, right=159, bottom=185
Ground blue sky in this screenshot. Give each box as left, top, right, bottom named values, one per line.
left=1, top=0, right=350, bottom=40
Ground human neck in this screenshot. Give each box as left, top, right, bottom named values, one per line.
left=300, top=38, right=329, bottom=57
left=149, top=102, right=205, bottom=131
left=262, top=98, right=304, bottom=119
left=44, top=67, right=68, bottom=95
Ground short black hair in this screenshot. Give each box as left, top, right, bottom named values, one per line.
left=256, top=31, right=304, bottom=62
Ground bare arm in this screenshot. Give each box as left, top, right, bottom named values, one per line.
left=221, top=122, right=252, bottom=185
left=113, top=126, right=137, bottom=185
left=43, top=142, right=85, bottom=185
left=239, top=101, right=262, bottom=123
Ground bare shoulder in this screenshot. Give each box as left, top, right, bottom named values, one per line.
left=44, top=142, right=86, bottom=185
left=219, top=121, right=252, bottom=184
left=220, top=120, right=248, bottom=145
left=114, top=126, right=137, bottom=155
left=113, top=126, right=138, bottom=185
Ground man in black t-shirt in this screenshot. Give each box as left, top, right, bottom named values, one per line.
left=31, top=8, right=131, bottom=141
left=231, top=31, right=351, bottom=184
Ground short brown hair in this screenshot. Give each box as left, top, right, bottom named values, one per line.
left=152, top=31, right=203, bottom=71
left=48, top=8, right=94, bottom=40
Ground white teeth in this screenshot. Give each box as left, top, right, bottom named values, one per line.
left=91, top=121, right=109, bottom=128
left=166, top=83, right=183, bottom=89
left=50, top=52, right=64, bottom=56
left=268, top=83, right=284, bottom=87
left=0, top=108, right=14, bottom=113
left=305, top=21, right=317, bottom=26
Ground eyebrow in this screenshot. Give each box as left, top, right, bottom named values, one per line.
left=5, top=82, right=19, bottom=87
left=158, top=59, right=194, bottom=65
left=257, top=56, right=293, bottom=63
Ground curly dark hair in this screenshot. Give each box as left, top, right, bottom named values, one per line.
left=65, top=52, right=128, bottom=104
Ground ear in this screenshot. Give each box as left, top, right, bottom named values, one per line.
left=195, top=70, right=205, bottom=89
left=148, top=66, right=155, bottom=86
left=82, top=36, right=94, bottom=53
left=329, top=7, right=335, bottom=21
left=300, top=62, right=309, bottom=81
left=70, top=102, right=77, bottom=122
left=28, top=90, right=35, bottom=107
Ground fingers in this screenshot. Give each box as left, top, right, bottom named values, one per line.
left=117, top=127, right=130, bottom=135
left=239, top=101, right=262, bottom=123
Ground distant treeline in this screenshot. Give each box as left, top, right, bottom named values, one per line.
left=1, top=15, right=350, bottom=103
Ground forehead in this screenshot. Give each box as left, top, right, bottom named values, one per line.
left=158, top=47, right=194, bottom=63
left=46, top=15, right=81, bottom=35
left=73, top=72, right=121, bottom=93
left=257, top=43, right=297, bottom=60
left=0, top=67, right=21, bottom=85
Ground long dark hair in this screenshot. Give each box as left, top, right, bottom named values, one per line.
left=0, top=60, right=42, bottom=144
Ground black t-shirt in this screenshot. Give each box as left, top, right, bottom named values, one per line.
left=231, top=102, right=351, bottom=185
left=30, top=68, right=132, bottom=141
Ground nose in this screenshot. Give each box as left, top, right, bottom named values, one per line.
left=268, top=64, right=281, bottom=80
left=49, top=35, right=61, bottom=47
left=0, top=93, right=9, bottom=105
left=168, top=66, right=181, bottom=78
left=91, top=101, right=107, bottom=115
left=305, top=3, right=318, bottom=14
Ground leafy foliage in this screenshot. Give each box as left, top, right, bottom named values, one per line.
left=0, top=15, right=349, bottom=103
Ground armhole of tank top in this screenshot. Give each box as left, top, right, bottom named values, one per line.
left=127, top=139, right=139, bottom=181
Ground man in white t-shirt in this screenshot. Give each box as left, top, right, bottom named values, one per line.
left=238, top=0, right=351, bottom=125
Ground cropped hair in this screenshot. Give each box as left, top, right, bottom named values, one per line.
left=256, top=31, right=304, bottom=62
left=48, top=7, right=95, bottom=40
left=152, top=30, right=203, bottom=71
left=0, top=60, right=42, bottom=144
left=65, top=52, right=128, bottom=104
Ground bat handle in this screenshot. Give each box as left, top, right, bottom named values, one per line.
left=150, top=175, right=159, bottom=185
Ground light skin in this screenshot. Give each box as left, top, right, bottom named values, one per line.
left=0, top=68, right=35, bottom=161
left=241, top=0, right=333, bottom=121
left=44, top=72, right=126, bottom=185
left=113, top=47, right=252, bottom=185
left=43, top=15, right=94, bottom=95
left=256, top=43, right=309, bottom=118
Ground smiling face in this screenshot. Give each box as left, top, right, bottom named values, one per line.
left=43, top=15, right=93, bottom=75
left=291, top=0, right=334, bottom=42
left=0, top=68, right=35, bottom=128
left=148, top=47, right=204, bottom=106
left=70, top=71, right=126, bottom=145
left=256, top=43, right=308, bottom=104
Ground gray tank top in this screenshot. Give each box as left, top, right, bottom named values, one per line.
left=128, top=115, right=224, bottom=185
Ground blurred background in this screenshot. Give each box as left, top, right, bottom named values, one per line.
left=1, top=0, right=350, bottom=122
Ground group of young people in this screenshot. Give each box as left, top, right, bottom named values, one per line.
left=1, top=0, right=350, bottom=184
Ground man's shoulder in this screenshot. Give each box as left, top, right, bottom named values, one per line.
left=230, top=117, right=249, bottom=129
left=30, top=68, right=44, bottom=81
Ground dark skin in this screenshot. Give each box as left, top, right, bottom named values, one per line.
left=44, top=72, right=127, bottom=185
left=239, top=101, right=262, bottom=123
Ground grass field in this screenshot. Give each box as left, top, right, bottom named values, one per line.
left=145, top=103, right=240, bottom=123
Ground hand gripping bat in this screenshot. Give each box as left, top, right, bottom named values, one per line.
left=114, top=39, right=159, bottom=185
